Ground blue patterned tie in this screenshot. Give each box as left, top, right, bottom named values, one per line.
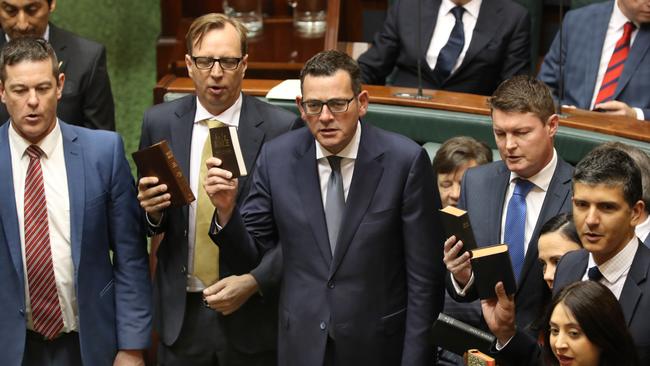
left=325, top=156, right=345, bottom=254
left=433, top=6, right=466, bottom=83
left=504, top=179, right=535, bottom=281
left=588, top=266, right=603, bottom=282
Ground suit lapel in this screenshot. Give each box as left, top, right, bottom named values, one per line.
left=170, top=97, right=196, bottom=226
left=236, top=95, right=265, bottom=200
left=489, top=163, right=510, bottom=244
left=583, top=4, right=611, bottom=106
left=60, top=122, right=84, bottom=271
left=294, top=132, right=332, bottom=266
left=616, top=27, right=650, bottom=100
left=0, top=123, right=24, bottom=283
left=620, top=242, right=649, bottom=326
left=329, top=124, right=383, bottom=278
left=421, top=0, right=442, bottom=82
left=452, top=0, right=499, bottom=81
left=519, top=159, right=572, bottom=288
left=47, top=25, right=69, bottom=74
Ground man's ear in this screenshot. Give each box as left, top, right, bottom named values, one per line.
left=631, top=200, right=645, bottom=227
left=0, top=81, right=5, bottom=104
left=56, top=72, right=65, bottom=100
left=49, top=0, right=57, bottom=13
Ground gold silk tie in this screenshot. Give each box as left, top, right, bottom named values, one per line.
left=193, top=118, right=224, bottom=287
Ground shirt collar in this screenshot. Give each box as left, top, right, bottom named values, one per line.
left=614, top=0, right=639, bottom=29
left=4, top=24, right=50, bottom=42
left=8, top=118, right=60, bottom=159
left=509, top=149, right=558, bottom=192
left=316, top=121, right=361, bottom=160
left=588, top=236, right=638, bottom=284
left=193, top=93, right=242, bottom=127
left=635, top=214, right=650, bottom=242
left=440, top=0, right=482, bottom=19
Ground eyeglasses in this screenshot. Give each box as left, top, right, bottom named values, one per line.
left=191, top=56, right=242, bottom=70
left=301, top=97, right=356, bottom=115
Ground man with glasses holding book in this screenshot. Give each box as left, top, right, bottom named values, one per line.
left=204, top=50, right=445, bottom=365
left=136, top=13, right=297, bottom=366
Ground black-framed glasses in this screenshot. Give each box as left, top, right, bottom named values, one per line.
left=191, top=56, right=242, bottom=70
left=301, top=97, right=356, bottom=115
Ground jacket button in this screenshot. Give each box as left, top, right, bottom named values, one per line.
left=181, top=265, right=187, bottom=274
left=327, top=281, right=335, bottom=289
left=320, top=321, right=327, bottom=330
left=19, top=309, right=25, bottom=316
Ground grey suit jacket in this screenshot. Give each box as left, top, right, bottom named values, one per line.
left=554, top=244, right=650, bottom=364
left=448, top=158, right=574, bottom=334
left=0, top=23, right=115, bottom=130
left=358, top=0, right=530, bottom=95
left=138, top=94, right=297, bottom=354
left=538, top=1, right=650, bottom=120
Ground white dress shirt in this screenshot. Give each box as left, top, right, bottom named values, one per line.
left=583, top=236, right=638, bottom=299
left=9, top=121, right=78, bottom=333
left=426, top=0, right=482, bottom=73
left=186, top=94, right=243, bottom=292
left=589, top=0, right=643, bottom=120
left=316, top=121, right=361, bottom=206
left=636, top=215, right=650, bottom=245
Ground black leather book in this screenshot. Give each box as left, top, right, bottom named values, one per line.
left=431, top=313, right=495, bottom=356
left=470, top=244, right=517, bottom=300
left=440, top=205, right=478, bottom=254
left=209, top=126, right=247, bottom=178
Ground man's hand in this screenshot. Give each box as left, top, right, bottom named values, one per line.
left=443, top=235, right=472, bottom=286
left=203, top=274, right=259, bottom=315
left=481, top=282, right=516, bottom=346
left=203, top=157, right=238, bottom=226
left=593, top=100, right=637, bottom=118
left=137, top=176, right=170, bottom=224
left=113, top=350, right=145, bottom=366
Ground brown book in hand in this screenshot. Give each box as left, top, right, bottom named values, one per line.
left=209, top=126, right=247, bottom=178
left=470, top=244, right=517, bottom=300
left=132, top=140, right=195, bottom=207
left=440, top=205, right=478, bottom=254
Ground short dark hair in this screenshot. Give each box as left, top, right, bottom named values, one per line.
left=300, top=50, right=362, bottom=96
left=597, top=142, right=650, bottom=213
left=0, top=37, right=59, bottom=83
left=185, top=13, right=248, bottom=56
left=542, top=281, right=639, bottom=366
left=539, top=213, right=581, bottom=246
left=573, top=146, right=642, bottom=208
left=488, top=75, right=555, bottom=124
left=432, top=136, right=493, bottom=174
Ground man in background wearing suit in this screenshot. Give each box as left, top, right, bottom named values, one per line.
left=539, top=0, right=650, bottom=121
left=553, top=146, right=650, bottom=363
left=137, top=14, right=297, bottom=366
left=0, top=0, right=115, bottom=130
left=0, top=37, right=150, bottom=365
left=206, top=50, right=445, bottom=366
left=358, top=0, right=530, bottom=95
left=444, top=76, right=574, bottom=338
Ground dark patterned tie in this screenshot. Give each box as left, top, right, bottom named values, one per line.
left=24, top=145, right=64, bottom=339
left=504, top=179, right=535, bottom=282
left=325, top=156, right=345, bottom=254
left=433, top=6, right=466, bottom=83
left=588, top=266, right=603, bottom=282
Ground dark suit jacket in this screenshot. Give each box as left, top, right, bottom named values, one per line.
left=0, top=121, right=151, bottom=365
left=357, top=0, right=530, bottom=95
left=448, top=158, right=574, bottom=334
left=214, top=123, right=446, bottom=366
left=538, top=1, right=650, bottom=120
left=138, top=94, right=297, bottom=355
left=554, top=245, right=650, bottom=364
left=0, top=24, right=115, bottom=130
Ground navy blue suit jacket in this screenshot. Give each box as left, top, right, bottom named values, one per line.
left=214, top=123, right=445, bottom=365
left=139, top=94, right=297, bottom=354
left=358, top=0, right=530, bottom=95
left=554, top=245, right=650, bottom=364
left=448, top=158, right=574, bottom=333
left=538, top=1, right=650, bottom=120
left=0, top=121, right=151, bottom=365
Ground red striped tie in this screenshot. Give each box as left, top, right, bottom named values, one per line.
left=24, top=145, right=64, bottom=340
left=594, top=22, right=636, bottom=105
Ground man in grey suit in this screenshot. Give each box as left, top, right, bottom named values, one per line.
left=553, top=146, right=650, bottom=364
left=0, top=0, right=115, bottom=130
left=444, top=76, right=573, bottom=338
left=137, top=14, right=297, bottom=366
left=538, top=0, right=650, bottom=120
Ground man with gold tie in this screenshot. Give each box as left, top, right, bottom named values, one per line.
left=136, top=13, right=297, bottom=366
